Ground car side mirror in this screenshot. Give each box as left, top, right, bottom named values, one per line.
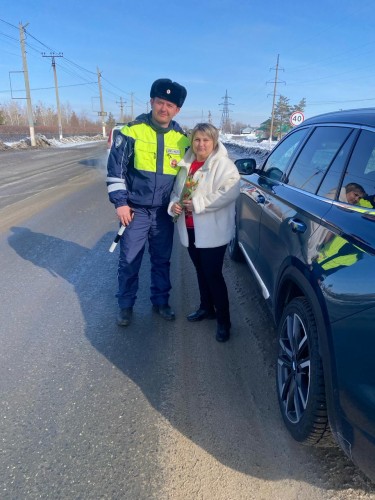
left=234, top=158, right=256, bottom=175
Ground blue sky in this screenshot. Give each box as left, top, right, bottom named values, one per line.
left=1, top=0, right=374, bottom=129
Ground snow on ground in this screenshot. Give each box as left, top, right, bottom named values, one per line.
left=48, top=135, right=106, bottom=148
left=221, top=132, right=277, bottom=151
left=0, top=133, right=105, bottom=151
left=0, top=132, right=276, bottom=164
left=220, top=133, right=276, bottom=164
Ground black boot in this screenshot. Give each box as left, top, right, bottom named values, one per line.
left=187, top=308, right=216, bottom=322
left=153, top=304, right=175, bottom=321
left=117, top=307, right=133, bottom=327
left=216, top=323, right=230, bottom=342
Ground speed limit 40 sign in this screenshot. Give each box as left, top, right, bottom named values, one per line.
left=289, top=111, right=305, bottom=127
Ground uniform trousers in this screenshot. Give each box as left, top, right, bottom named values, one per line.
left=187, top=228, right=230, bottom=327
left=117, top=205, right=174, bottom=308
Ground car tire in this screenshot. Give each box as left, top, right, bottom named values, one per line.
left=228, top=230, right=243, bottom=262
left=276, top=297, right=331, bottom=446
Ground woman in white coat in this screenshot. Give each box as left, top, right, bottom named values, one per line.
left=169, top=123, right=240, bottom=342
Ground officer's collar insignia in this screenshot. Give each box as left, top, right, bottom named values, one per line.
left=115, top=135, right=123, bottom=148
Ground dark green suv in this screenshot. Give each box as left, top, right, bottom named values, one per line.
left=230, top=108, right=375, bottom=483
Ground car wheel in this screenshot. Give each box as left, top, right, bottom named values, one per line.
left=228, top=230, right=243, bottom=262
left=276, top=297, right=331, bottom=445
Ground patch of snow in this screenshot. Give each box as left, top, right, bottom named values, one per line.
left=1, top=134, right=105, bottom=151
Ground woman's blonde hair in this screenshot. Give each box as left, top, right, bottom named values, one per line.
left=190, top=123, right=219, bottom=150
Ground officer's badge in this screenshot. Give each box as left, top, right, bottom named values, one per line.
left=170, top=159, right=178, bottom=168
left=115, top=134, right=124, bottom=148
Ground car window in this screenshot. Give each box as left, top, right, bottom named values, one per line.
left=316, top=129, right=358, bottom=200
left=287, top=126, right=352, bottom=194
left=339, top=129, right=375, bottom=208
left=261, top=128, right=308, bottom=181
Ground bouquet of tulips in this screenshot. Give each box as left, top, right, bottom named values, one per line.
left=173, top=174, right=199, bottom=222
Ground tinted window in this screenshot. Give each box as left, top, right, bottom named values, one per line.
left=262, top=128, right=308, bottom=181
left=317, top=129, right=358, bottom=200
left=340, top=130, right=375, bottom=208
left=288, top=127, right=352, bottom=194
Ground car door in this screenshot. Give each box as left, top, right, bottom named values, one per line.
left=256, top=126, right=358, bottom=303
left=236, top=175, right=264, bottom=268
left=237, top=128, right=309, bottom=276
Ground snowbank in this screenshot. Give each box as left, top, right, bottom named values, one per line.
left=0, top=133, right=105, bottom=151
left=220, top=133, right=276, bottom=165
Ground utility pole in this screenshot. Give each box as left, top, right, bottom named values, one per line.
left=267, top=54, right=285, bottom=145
left=116, top=97, right=126, bottom=122
left=97, top=67, right=107, bottom=137
left=19, top=22, right=36, bottom=146
left=42, top=52, right=63, bottom=140
left=219, top=90, right=233, bottom=133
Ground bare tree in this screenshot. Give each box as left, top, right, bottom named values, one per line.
left=33, top=101, right=57, bottom=127
left=61, top=102, right=73, bottom=126
left=4, top=101, right=27, bottom=126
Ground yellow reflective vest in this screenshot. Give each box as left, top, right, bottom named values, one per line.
left=107, top=113, right=190, bottom=208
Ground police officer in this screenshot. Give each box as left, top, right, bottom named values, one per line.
left=107, top=79, right=189, bottom=326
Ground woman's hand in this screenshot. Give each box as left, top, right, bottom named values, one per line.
left=172, top=202, right=183, bottom=215
left=183, top=199, right=193, bottom=213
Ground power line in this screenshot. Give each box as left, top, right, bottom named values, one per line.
left=0, top=19, right=144, bottom=120
left=0, top=18, right=18, bottom=29
left=310, top=97, right=375, bottom=105
left=24, top=28, right=56, bottom=52
left=62, top=57, right=96, bottom=75
left=101, top=76, right=128, bottom=95
left=0, top=30, right=18, bottom=42
left=0, top=81, right=96, bottom=94
left=57, top=63, right=96, bottom=85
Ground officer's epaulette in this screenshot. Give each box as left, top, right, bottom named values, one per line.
left=124, top=113, right=150, bottom=129
left=124, top=118, right=142, bottom=128
left=170, top=120, right=186, bottom=135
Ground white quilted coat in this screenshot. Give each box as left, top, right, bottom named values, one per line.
left=168, top=142, right=240, bottom=248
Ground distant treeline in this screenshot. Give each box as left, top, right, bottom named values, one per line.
left=0, top=125, right=103, bottom=142
left=0, top=99, right=125, bottom=135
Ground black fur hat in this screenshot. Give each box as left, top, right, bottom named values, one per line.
left=150, top=78, right=187, bottom=108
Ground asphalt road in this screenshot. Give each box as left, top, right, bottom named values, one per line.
left=0, top=143, right=374, bottom=499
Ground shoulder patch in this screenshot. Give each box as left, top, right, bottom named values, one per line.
left=115, top=134, right=124, bottom=148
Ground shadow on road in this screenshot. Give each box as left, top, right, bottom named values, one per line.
left=8, top=225, right=375, bottom=494
left=79, top=157, right=106, bottom=168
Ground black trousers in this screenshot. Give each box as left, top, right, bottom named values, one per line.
left=187, top=229, right=230, bottom=327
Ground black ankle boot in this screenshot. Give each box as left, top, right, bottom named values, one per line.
left=216, top=324, right=230, bottom=342
left=187, top=308, right=216, bottom=322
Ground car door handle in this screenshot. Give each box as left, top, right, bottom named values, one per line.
left=288, top=218, right=307, bottom=233
left=256, top=194, right=266, bottom=204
